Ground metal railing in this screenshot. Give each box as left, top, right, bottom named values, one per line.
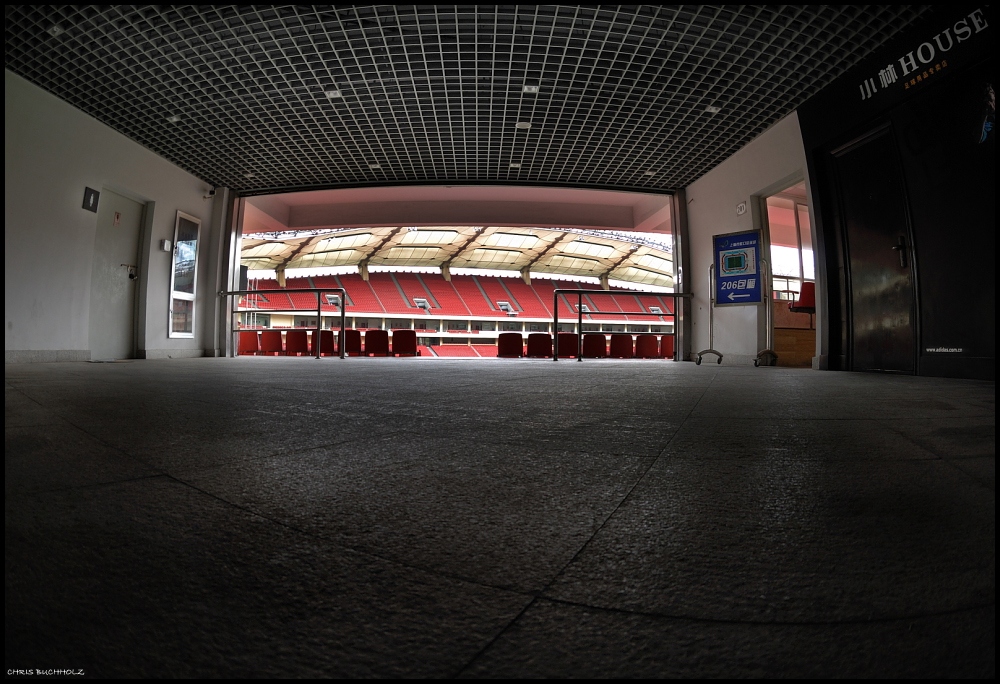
left=219, top=288, right=347, bottom=359
left=553, top=289, right=691, bottom=362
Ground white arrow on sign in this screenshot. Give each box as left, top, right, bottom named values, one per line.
left=727, top=292, right=751, bottom=301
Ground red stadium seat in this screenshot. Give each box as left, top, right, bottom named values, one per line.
left=789, top=281, right=816, bottom=313
left=582, top=333, right=607, bottom=358
left=635, top=334, right=659, bottom=358
left=471, top=344, right=496, bottom=357
left=497, top=332, right=524, bottom=358
left=391, top=329, right=417, bottom=356
left=260, top=330, right=284, bottom=356
left=284, top=329, right=309, bottom=356
left=659, top=334, right=675, bottom=360
left=526, top=332, right=552, bottom=358
left=556, top=332, right=579, bottom=358
left=609, top=333, right=633, bottom=358
left=343, top=329, right=362, bottom=356
left=238, top=330, right=259, bottom=356
left=364, top=329, right=389, bottom=356
left=311, top=329, right=337, bottom=356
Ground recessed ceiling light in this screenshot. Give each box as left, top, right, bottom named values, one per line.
left=369, top=164, right=382, bottom=169
left=705, top=105, right=721, bottom=114
left=643, top=170, right=656, bottom=176
left=166, top=114, right=181, bottom=123
left=244, top=172, right=255, bottom=179
left=47, top=26, right=65, bottom=37
left=509, top=163, right=521, bottom=168
left=515, top=122, right=532, bottom=130
left=324, top=89, right=342, bottom=98
left=523, top=85, right=539, bottom=94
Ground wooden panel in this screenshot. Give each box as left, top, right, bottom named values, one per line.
left=774, top=328, right=816, bottom=367
left=773, top=301, right=813, bottom=329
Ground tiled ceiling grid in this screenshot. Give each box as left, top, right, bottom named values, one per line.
left=6, top=5, right=933, bottom=194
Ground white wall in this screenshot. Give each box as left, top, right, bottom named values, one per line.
left=5, top=70, right=221, bottom=361
left=684, top=113, right=812, bottom=364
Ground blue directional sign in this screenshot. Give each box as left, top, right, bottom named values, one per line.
left=713, top=230, right=763, bottom=306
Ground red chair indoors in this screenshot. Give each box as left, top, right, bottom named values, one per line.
left=391, top=329, right=417, bottom=356
left=635, top=334, right=659, bottom=358
left=343, top=329, right=362, bottom=356
left=609, top=333, right=634, bottom=358
left=556, top=332, right=579, bottom=358
left=311, top=329, right=337, bottom=356
left=238, top=330, right=259, bottom=356
left=259, top=330, right=284, bottom=356
left=364, top=329, right=389, bottom=356
left=497, top=332, right=524, bottom=358
left=582, top=333, right=607, bottom=358
left=790, top=281, right=816, bottom=314
left=284, top=329, right=309, bottom=356
left=659, top=334, right=675, bottom=360
left=526, top=332, right=552, bottom=358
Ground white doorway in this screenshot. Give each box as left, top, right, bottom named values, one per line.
left=763, top=181, right=816, bottom=367
left=89, top=189, right=143, bottom=360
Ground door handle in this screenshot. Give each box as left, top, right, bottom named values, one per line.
left=891, top=236, right=907, bottom=268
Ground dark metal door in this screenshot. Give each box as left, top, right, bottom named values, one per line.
left=831, top=126, right=916, bottom=372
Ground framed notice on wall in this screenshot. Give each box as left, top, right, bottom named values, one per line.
left=713, top=230, right=763, bottom=306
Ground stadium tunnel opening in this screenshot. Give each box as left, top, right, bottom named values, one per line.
left=232, top=185, right=681, bottom=359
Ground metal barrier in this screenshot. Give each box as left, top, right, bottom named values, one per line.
left=553, top=289, right=690, bottom=362
left=219, top=288, right=347, bottom=359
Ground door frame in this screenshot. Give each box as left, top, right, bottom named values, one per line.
left=90, top=187, right=149, bottom=360
left=828, top=122, right=921, bottom=373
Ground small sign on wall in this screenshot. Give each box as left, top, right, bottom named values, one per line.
left=83, top=187, right=100, bottom=212
left=736, top=201, right=747, bottom=216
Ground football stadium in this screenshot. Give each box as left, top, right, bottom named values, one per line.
left=5, top=5, right=993, bottom=679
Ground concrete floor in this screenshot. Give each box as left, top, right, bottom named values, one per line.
left=5, top=357, right=995, bottom=677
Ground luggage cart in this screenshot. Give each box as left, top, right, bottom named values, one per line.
left=755, top=258, right=778, bottom=367
left=696, top=264, right=723, bottom=365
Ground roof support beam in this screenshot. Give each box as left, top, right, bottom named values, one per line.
left=358, top=226, right=405, bottom=280
left=598, top=245, right=641, bottom=290
left=520, top=232, right=575, bottom=284
left=273, top=233, right=329, bottom=285
left=442, top=227, right=488, bottom=279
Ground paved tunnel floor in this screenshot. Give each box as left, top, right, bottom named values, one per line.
left=4, top=358, right=995, bottom=677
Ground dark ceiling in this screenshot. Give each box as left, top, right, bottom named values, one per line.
left=6, top=5, right=934, bottom=195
